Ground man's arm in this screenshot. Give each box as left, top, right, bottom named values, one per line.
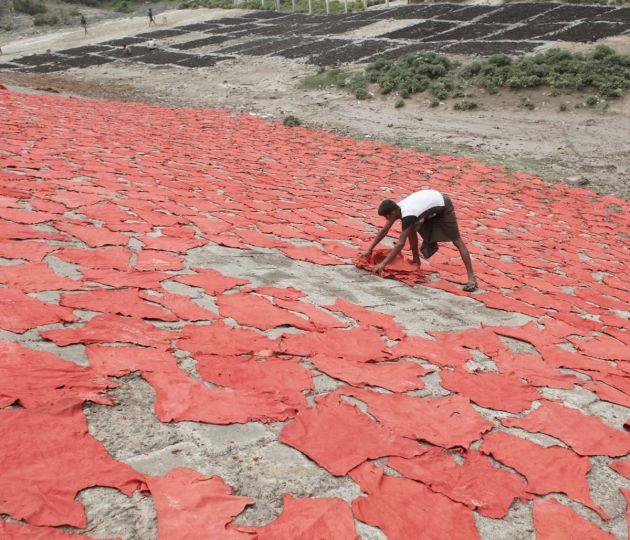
left=361, top=217, right=395, bottom=257
left=372, top=227, right=411, bottom=275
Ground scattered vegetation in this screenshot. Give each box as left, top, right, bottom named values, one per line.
left=33, top=12, right=60, bottom=25
left=300, top=68, right=369, bottom=99
left=301, top=68, right=348, bottom=90
left=585, top=95, right=599, bottom=106
left=460, top=46, right=630, bottom=98
left=559, top=101, right=569, bottom=112
left=349, top=73, right=369, bottom=100
left=520, top=96, right=535, bottom=110
left=394, top=98, right=404, bottom=108
left=283, top=115, right=302, bottom=127
left=306, top=45, right=630, bottom=108
left=454, top=100, right=478, bottom=111
left=366, top=53, right=453, bottom=100
left=13, top=0, right=47, bottom=15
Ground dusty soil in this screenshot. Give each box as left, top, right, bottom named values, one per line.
left=1, top=6, right=629, bottom=201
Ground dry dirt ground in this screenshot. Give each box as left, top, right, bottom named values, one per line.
left=1, top=5, right=629, bottom=199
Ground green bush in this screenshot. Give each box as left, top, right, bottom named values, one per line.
left=459, top=45, right=630, bottom=98
left=520, top=96, right=535, bottom=110
left=395, top=98, right=405, bottom=108
left=33, top=13, right=59, bottom=25
left=365, top=52, right=453, bottom=98
left=283, top=115, right=302, bottom=127
left=454, top=100, right=478, bottom=111
left=14, top=0, right=46, bottom=15
left=585, top=95, right=598, bottom=106
left=559, top=101, right=568, bottom=112
left=114, top=1, right=134, bottom=13
left=430, top=97, right=440, bottom=107
left=314, top=45, right=630, bottom=104
left=349, top=72, right=370, bottom=100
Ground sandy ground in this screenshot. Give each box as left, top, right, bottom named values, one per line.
left=1, top=7, right=629, bottom=200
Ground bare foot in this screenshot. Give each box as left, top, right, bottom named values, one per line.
left=463, top=280, right=477, bottom=292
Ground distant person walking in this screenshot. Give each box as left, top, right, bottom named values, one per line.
left=80, top=14, right=88, bottom=35
left=148, top=8, right=156, bottom=26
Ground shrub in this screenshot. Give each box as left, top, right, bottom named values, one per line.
left=458, top=46, right=630, bottom=98
left=14, top=0, right=46, bottom=15
left=395, top=98, right=405, bottom=108
left=365, top=52, right=454, bottom=98
left=431, top=80, right=450, bottom=100
left=430, top=97, right=440, bottom=107
left=520, top=96, right=535, bottom=110
left=559, top=101, right=568, bottom=112
left=349, top=73, right=370, bottom=100
left=354, top=87, right=370, bottom=100
left=585, top=95, right=598, bottom=106
left=454, top=100, right=478, bottom=111
left=33, top=13, right=59, bottom=25
left=114, top=1, right=134, bottom=13
left=488, top=53, right=511, bottom=67
left=283, top=115, right=302, bottom=127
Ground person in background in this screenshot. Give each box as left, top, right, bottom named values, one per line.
left=148, top=8, right=156, bottom=26
left=80, top=14, right=88, bottom=35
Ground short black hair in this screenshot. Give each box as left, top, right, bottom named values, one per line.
left=378, top=199, right=398, bottom=216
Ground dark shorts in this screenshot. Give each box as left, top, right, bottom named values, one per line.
left=415, top=195, right=461, bottom=243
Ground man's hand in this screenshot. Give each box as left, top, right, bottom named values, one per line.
left=372, top=262, right=385, bottom=276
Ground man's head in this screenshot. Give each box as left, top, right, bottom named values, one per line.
left=378, top=199, right=400, bottom=219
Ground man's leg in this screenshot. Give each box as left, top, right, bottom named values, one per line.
left=452, top=237, right=477, bottom=291
left=408, top=229, right=420, bottom=264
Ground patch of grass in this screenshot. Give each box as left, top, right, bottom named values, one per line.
left=283, top=115, right=302, bottom=127
left=301, top=68, right=348, bottom=90
left=394, top=98, right=404, bottom=108
left=14, top=0, right=46, bottom=15
left=559, top=101, right=568, bottom=112
left=430, top=97, right=440, bottom=107
left=454, top=99, right=478, bottom=111
left=520, top=96, right=535, bottom=110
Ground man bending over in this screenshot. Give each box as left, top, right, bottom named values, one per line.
left=362, top=189, right=477, bottom=292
